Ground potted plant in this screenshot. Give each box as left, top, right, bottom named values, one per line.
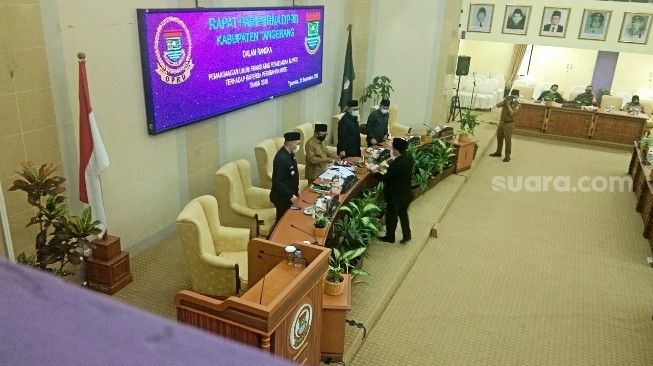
left=459, top=109, right=479, bottom=142
left=313, top=215, right=329, bottom=237
left=329, top=201, right=382, bottom=253
left=9, top=162, right=102, bottom=280
left=360, top=75, right=394, bottom=105
left=325, top=247, right=369, bottom=296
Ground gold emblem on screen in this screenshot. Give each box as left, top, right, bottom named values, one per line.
left=154, top=16, right=194, bottom=85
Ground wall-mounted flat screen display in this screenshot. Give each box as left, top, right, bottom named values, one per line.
left=137, top=6, right=324, bottom=134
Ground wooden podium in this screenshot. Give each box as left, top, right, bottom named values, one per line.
left=175, top=239, right=330, bottom=365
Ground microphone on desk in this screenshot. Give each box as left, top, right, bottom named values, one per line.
left=290, top=224, right=319, bottom=245
left=256, top=253, right=269, bottom=305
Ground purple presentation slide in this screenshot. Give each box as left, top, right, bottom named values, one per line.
left=137, top=7, right=324, bottom=134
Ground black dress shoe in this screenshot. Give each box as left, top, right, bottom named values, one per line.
left=489, top=152, right=501, bottom=157
left=378, top=236, right=395, bottom=243
left=503, top=156, right=511, bottom=162
left=400, top=237, right=411, bottom=244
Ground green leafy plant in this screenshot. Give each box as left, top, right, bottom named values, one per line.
left=639, top=136, right=653, bottom=151
left=314, top=215, right=329, bottom=229
left=360, top=75, right=394, bottom=104
left=326, top=247, right=369, bottom=283
left=353, top=182, right=386, bottom=216
left=460, top=109, right=479, bottom=136
left=9, top=162, right=102, bottom=277
left=330, top=201, right=382, bottom=252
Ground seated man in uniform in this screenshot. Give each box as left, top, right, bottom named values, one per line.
left=304, top=123, right=337, bottom=181
left=536, top=84, right=564, bottom=103
left=623, top=95, right=646, bottom=114
left=573, top=85, right=597, bottom=106
left=366, top=99, right=390, bottom=146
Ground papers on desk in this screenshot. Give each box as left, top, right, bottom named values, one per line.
left=319, top=166, right=355, bottom=181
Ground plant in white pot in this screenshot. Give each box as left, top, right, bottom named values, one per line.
left=459, top=109, right=479, bottom=142
left=324, top=247, right=368, bottom=296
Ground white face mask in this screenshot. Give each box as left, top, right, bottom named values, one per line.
left=380, top=108, right=389, bottom=114
left=293, top=144, right=300, bottom=153
left=350, top=110, right=359, bottom=118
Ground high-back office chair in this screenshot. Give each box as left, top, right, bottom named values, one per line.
left=176, top=195, right=250, bottom=298
left=214, top=159, right=276, bottom=237
left=511, top=85, right=534, bottom=100
left=600, top=95, right=624, bottom=109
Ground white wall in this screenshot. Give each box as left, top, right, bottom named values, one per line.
left=368, top=0, right=454, bottom=125
left=613, top=52, right=653, bottom=94
left=458, top=40, right=513, bottom=77
left=528, top=46, right=597, bottom=98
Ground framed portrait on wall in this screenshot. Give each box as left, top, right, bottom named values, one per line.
left=539, top=7, right=570, bottom=37
left=618, top=12, right=652, bottom=44
left=579, top=9, right=611, bottom=41
left=467, top=4, right=494, bottom=33
left=502, top=5, right=531, bottom=35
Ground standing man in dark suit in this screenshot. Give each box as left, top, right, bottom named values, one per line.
left=337, top=100, right=362, bottom=157
left=543, top=10, right=564, bottom=33
left=377, top=138, right=413, bottom=244
left=366, top=99, right=390, bottom=146
left=270, top=132, right=301, bottom=222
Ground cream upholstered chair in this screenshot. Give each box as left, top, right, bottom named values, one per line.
left=215, top=159, right=276, bottom=237
left=640, top=99, right=653, bottom=118
left=177, top=195, right=249, bottom=298
left=387, top=105, right=411, bottom=136
left=254, top=137, right=307, bottom=190
left=293, top=122, right=337, bottom=164
left=600, top=95, right=624, bottom=109
left=512, top=85, right=534, bottom=100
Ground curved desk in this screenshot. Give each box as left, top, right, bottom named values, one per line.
left=268, top=159, right=379, bottom=246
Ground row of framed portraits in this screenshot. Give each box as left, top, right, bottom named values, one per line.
left=467, top=4, right=652, bottom=44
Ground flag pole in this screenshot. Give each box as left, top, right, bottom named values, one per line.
left=77, top=52, right=109, bottom=241
left=0, top=181, right=16, bottom=263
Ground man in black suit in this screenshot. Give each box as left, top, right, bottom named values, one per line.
left=366, top=99, right=390, bottom=146
left=543, top=10, right=564, bottom=33
left=337, top=100, right=362, bottom=157
left=270, top=132, right=301, bottom=222
left=377, top=138, right=414, bottom=244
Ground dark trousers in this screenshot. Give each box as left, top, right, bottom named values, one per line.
left=495, top=121, right=514, bottom=157
left=385, top=201, right=410, bottom=241
left=275, top=201, right=292, bottom=223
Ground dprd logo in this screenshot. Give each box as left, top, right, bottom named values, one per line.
left=304, top=12, right=321, bottom=55
left=289, top=303, right=312, bottom=350
left=154, top=16, right=194, bottom=85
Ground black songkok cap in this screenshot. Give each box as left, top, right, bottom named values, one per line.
left=284, top=132, right=300, bottom=141
left=347, top=100, right=359, bottom=108
left=380, top=99, right=390, bottom=107
left=315, top=123, right=328, bottom=133
left=392, top=138, right=408, bottom=152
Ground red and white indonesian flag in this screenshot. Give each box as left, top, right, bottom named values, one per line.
left=78, top=58, right=110, bottom=236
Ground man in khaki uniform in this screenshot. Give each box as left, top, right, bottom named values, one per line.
left=490, top=89, right=520, bottom=162
left=305, top=123, right=337, bottom=180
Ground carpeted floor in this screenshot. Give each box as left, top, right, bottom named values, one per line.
left=113, top=110, right=653, bottom=365
left=350, top=128, right=653, bottom=365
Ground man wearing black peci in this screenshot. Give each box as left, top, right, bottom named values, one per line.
left=376, top=138, right=413, bottom=244
left=536, top=84, right=564, bottom=103
left=366, top=99, right=390, bottom=146
left=270, top=132, right=301, bottom=222
left=337, top=100, right=362, bottom=157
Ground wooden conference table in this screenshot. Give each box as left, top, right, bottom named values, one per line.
left=514, top=101, right=649, bottom=145
left=627, top=144, right=653, bottom=253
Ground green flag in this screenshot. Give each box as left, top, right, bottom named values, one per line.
left=338, top=26, right=355, bottom=112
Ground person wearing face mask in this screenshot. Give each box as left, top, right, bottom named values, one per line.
left=304, top=123, right=337, bottom=181
left=270, top=132, right=301, bottom=222
left=573, top=85, right=597, bottom=106
left=366, top=99, right=390, bottom=147
left=376, top=138, right=413, bottom=244
left=536, top=84, right=564, bottom=103
left=337, top=100, right=362, bottom=158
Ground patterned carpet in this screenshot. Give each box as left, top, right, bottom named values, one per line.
left=113, top=111, right=653, bottom=365
left=350, top=121, right=653, bottom=365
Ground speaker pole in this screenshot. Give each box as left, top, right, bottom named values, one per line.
left=448, top=75, right=463, bottom=123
